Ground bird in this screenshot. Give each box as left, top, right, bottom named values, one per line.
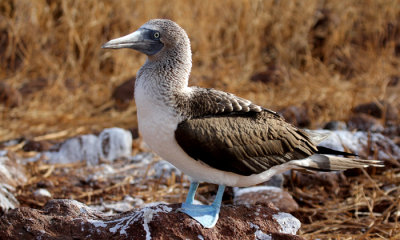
left=102, top=19, right=383, bottom=228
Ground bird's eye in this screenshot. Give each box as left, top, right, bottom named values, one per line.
left=153, top=32, right=160, bottom=39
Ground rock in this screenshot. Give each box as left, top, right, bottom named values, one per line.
left=264, top=174, right=284, bottom=188
left=316, top=129, right=400, bottom=162
left=44, top=127, right=132, bottom=165
left=323, top=121, right=347, bottom=130
left=234, top=186, right=299, bottom=213
left=33, top=188, right=52, bottom=201
left=0, top=82, right=22, bottom=108
left=98, top=128, right=132, bottom=162
left=22, top=140, right=54, bottom=152
left=279, top=105, right=310, bottom=128
left=0, top=199, right=303, bottom=240
left=347, top=113, right=384, bottom=132
left=112, top=76, right=135, bottom=111
left=291, top=171, right=345, bottom=193
left=352, top=101, right=398, bottom=122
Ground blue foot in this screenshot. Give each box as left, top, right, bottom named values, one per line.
left=180, top=203, right=221, bottom=228
left=179, top=183, right=225, bottom=228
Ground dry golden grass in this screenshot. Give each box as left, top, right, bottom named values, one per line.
left=1, top=0, right=399, bottom=140
left=1, top=0, right=400, bottom=238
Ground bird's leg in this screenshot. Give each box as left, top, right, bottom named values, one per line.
left=211, top=185, right=225, bottom=209
left=179, top=184, right=226, bottom=228
left=185, top=181, right=199, bottom=204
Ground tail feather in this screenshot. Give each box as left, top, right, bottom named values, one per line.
left=292, top=154, right=384, bottom=171
left=316, top=146, right=357, bottom=157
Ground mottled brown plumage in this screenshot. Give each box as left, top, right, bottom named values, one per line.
left=175, top=109, right=317, bottom=176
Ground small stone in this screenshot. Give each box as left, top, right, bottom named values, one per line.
left=291, top=171, right=345, bottom=193
left=33, top=188, right=52, bottom=201
left=347, top=113, right=384, bottom=132
left=352, top=101, right=398, bottom=122
left=279, top=105, right=310, bottom=128
left=323, top=121, right=347, bottom=130
left=112, top=76, right=135, bottom=111
left=23, top=140, right=53, bottom=152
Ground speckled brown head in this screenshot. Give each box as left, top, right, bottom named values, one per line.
left=102, top=19, right=191, bottom=61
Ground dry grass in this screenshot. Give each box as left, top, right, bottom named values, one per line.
left=1, top=0, right=400, bottom=238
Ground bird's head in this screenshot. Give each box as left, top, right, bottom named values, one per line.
left=102, top=19, right=189, bottom=57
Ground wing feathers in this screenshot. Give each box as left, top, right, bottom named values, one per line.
left=175, top=111, right=317, bottom=176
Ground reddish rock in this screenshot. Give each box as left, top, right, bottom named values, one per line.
left=112, top=76, right=135, bottom=111
left=317, top=129, right=400, bottom=163
left=279, top=105, right=310, bottom=128
left=0, top=199, right=303, bottom=240
left=291, top=171, right=346, bottom=193
left=323, top=121, right=347, bottom=130
left=234, top=186, right=299, bottom=212
left=352, top=101, right=398, bottom=122
left=22, top=140, right=54, bottom=152
left=0, top=82, right=22, bottom=108
left=347, top=113, right=384, bottom=132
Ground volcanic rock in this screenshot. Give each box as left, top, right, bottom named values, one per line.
left=316, top=129, right=400, bottom=163
left=22, top=140, right=54, bottom=152
left=352, top=101, right=398, bottom=122
left=112, top=76, right=135, bottom=111
left=234, top=186, right=299, bottom=213
left=0, top=199, right=303, bottom=240
left=279, top=105, right=310, bottom=128
left=347, top=113, right=384, bottom=132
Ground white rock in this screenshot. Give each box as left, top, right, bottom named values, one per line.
left=33, top=188, right=52, bottom=200
left=45, top=128, right=132, bottom=165
left=98, top=128, right=132, bottom=162
left=272, top=212, right=301, bottom=235
left=316, top=129, right=400, bottom=160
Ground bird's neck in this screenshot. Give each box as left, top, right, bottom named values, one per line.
left=137, top=44, right=192, bottom=96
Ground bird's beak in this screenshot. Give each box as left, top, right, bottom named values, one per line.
left=102, top=28, right=163, bottom=55
left=102, top=30, right=144, bottom=49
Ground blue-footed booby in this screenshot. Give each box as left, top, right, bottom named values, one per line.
left=102, top=19, right=383, bottom=228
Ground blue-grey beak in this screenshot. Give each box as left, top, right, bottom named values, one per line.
left=102, top=28, right=164, bottom=56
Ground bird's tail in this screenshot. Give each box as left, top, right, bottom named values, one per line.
left=292, top=154, right=384, bottom=171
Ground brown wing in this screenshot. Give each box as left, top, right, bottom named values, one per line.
left=173, top=87, right=279, bottom=118
left=175, top=110, right=318, bottom=176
